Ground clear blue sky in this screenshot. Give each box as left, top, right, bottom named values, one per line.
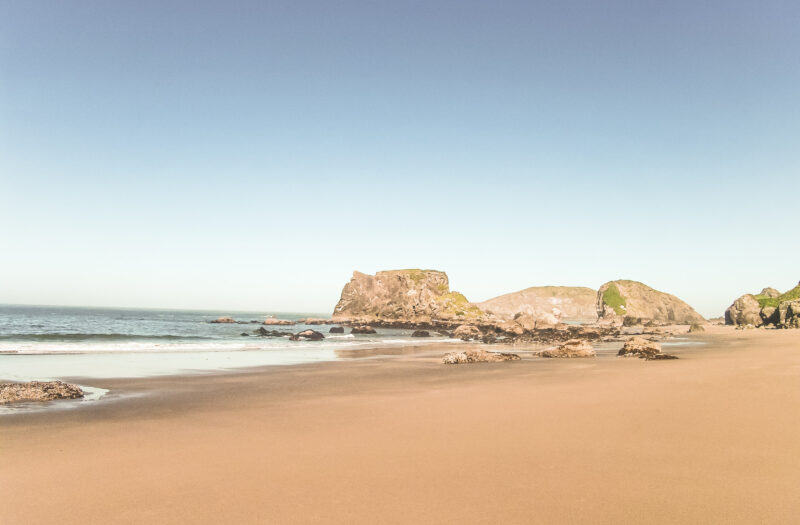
left=1, top=1, right=798, bottom=317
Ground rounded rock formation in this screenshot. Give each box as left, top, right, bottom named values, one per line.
left=596, top=280, right=705, bottom=325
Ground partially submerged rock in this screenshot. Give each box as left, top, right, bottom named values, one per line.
left=0, top=381, right=84, bottom=404
left=351, top=325, right=377, bottom=334
left=538, top=339, right=595, bottom=358
left=263, top=318, right=295, bottom=326
left=329, top=326, right=345, bottom=334
left=210, top=317, right=236, bottom=324
left=411, top=330, right=430, bottom=337
left=442, top=349, right=520, bottom=364
left=289, top=329, right=325, bottom=341
left=257, top=327, right=291, bottom=337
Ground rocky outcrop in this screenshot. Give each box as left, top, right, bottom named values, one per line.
left=725, top=282, right=800, bottom=329
left=1, top=381, right=84, bottom=404
left=350, top=325, right=377, bottom=334
left=538, top=339, right=595, bottom=358
left=263, top=318, right=294, bottom=326
left=442, top=349, right=521, bottom=364
left=332, top=269, right=484, bottom=324
left=596, top=280, right=705, bottom=325
left=411, top=330, right=430, bottom=337
left=210, top=317, right=236, bottom=324
left=724, top=294, right=763, bottom=327
left=477, top=286, right=597, bottom=323
left=453, top=324, right=482, bottom=341
left=617, top=337, right=677, bottom=360
left=329, top=326, right=345, bottom=334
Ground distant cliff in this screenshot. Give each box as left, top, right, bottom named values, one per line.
left=596, top=280, right=705, bottom=325
left=332, top=269, right=483, bottom=324
left=476, top=286, right=597, bottom=323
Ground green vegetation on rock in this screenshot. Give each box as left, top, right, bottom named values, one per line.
left=602, top=284, right=627, bottom=315
left=437, top=291, right=483, bottom=318
left=755, top=284, right=800, bottom=308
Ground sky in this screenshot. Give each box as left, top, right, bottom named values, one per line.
left=1, top=0, right=798, bottom=317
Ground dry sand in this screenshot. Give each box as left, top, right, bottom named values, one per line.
left=2, top=327, right=799, bottom=524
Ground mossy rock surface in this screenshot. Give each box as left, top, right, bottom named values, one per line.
left=602, top=284, right=627, bottom=316
left=755, top=285, right=800, bottom=309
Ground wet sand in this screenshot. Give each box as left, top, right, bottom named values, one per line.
left=2, top=327, right=799, bottom=523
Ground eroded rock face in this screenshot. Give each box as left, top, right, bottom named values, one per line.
left=332, top=270, right=483, bottom=324
left=477, top=286, right=597, bottom=323
left=442, top=349, right=521, bottom=364
left=0, top=381, right=84, bottom=404
left=725, top=294, right=763, bottom=327
left=210, top=317, right=236, bottom=324
left=539, top=339, right=595, bottom=358
left=596, top=280, right=705, bottom=325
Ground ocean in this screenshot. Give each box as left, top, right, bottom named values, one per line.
left=0, top=304, right=457, bottom=381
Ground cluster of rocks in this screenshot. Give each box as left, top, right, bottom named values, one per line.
left=725, top=283, right=800, bottom=329
left=1, top=381, right=85, bottom=404
left=617, top=337, right=678, bottom=360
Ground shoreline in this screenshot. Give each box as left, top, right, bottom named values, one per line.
left=2, top=327, right=799, bottom=523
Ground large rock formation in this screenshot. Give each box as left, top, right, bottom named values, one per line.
left=332, top=269, right=484, bottom=324
left=596, top=280, right=705, bottom=325
left=477, top=286, right=597, bottom=323
left=726, top=282, right=800, bottom=328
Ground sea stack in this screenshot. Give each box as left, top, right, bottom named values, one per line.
left=332, top=269, right=484, bottom=325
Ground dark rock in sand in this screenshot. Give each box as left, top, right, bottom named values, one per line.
left=351, top=325, right=377, bottom=334
left=1, top=381, right=84, bottom=404
left=329, top=326, right=345, bottom=334
left=290, top=329, right=325, bottom=341
left=411, top=330, right=430, bottom=337
left=618, top=336, right=676, bottom=359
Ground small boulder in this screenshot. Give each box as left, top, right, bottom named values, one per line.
left=351, top=325, right=377, bottom=334
left=329, top=326, right=345, bottom=334
left=539, top=339, right=595, bottom=358
left=452, top=324, right=482, bottom=341
left=442, top=349, right=520, bottom=364
left=1, top=381, right=84, bottom=404
left=688, top=323, right=705, bottom=333
left=411, top=330, right=430, bottom=337
left=240, top=332, right=250, bottom=337
left=210, top=317, right=236, bottom=324
left=618, top=336, right=662, bottom=358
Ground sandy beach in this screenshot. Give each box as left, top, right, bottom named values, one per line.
left=2, top=327, right=799, bottom=524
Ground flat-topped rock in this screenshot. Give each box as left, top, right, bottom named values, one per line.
left=1, top=381, right=84, bottom=404
left=350, top=325, right=377, bottom=334
left=210, top=317, right=236, bottom=324
left=442, top=349, right=521, bottom=364
left=263, top=318, right=295, bottom=326
left=539, top=339, right=595, bottom=358
left=597, top=280, right=705, bottom=325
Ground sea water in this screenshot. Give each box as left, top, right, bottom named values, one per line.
left=0, top=305, right=457, bottom=380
